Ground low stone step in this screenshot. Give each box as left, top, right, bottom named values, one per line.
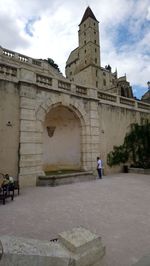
left=36, top=171, right=96, bottom=187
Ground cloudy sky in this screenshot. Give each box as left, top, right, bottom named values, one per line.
left=0, top=0, right=150, bottom=98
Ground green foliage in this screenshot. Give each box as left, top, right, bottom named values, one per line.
left=47, top=58, right=60, bottom=72
left=107, top=145, right=128, bottom=166
left=107, top=122, right=150, bottom=168
left=41, top=58, right=61, bottom=73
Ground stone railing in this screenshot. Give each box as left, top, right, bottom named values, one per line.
left=0, top=46, right=150, bottom=113
left=76, top=85, right=87, bottom=96
left=97, top=91, right=117, bottom=102
left=36, top=74, right=52, bottom=86
left=0, top=47, right=42, bottom=68
left=58, top=80, right=71, bottom=91
left=32, top=59, right=42, bottom=66
left=137, top=101, right=150, bottom=111
left=0, top=227, right=105, bottom=266
left=97, top=90, right=150, bottom=112
left=2, top=49, right=15, bottom=58
left=119, top=96, right=135, bottom=107
left=0, top=63, right=17, bottom=77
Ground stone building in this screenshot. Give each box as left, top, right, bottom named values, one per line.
left=66, top=7, right=133, bottom=98
left=141, top=82, right=150, bottom=103
left=0, top=7, right=150, bottom=187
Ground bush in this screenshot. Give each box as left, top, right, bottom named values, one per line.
left=107, top=122, right=150, bottom=169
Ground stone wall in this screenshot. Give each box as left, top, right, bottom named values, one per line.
left=0, top=80, right=19, bottom=176
left=0, top=46, right=150, bottom=187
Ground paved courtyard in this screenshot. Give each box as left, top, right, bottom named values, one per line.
left=0, top=173, right=150, bottom=266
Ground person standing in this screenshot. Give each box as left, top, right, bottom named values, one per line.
left=97, top=157, right=102, bottom=179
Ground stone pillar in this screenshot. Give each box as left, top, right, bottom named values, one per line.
left=19, top=84, right=43, bottom=187
left=0, top=227, right=105, bottom=266
left=88, top=101, right=100, bottom=170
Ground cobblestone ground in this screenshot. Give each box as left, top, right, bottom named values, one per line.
left=0, top=173, right=150, bottom=266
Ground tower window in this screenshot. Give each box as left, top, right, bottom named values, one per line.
left=84, top=23, right=86, bottom=28
left=96, top=70, right=98, bottom=77
left=94, top=40, right=96, bottom=43
left=95, top=58, right=97, bottom=63
left=85, top=49, right=86, bottom=53
left=94, top=22, right=95, bottom=26
left=85, top=60, right=87, bottom=64
left=103, top=79, right=106, bottom=86
left=84, top=32, right=86, bottom=36
left=95, top=48, right=97, bottom=52
left=84, top=40, right=86, bottom=45
left=96, top=81, right=98, bottom=87
left=94, top=31, right=96, bottom=34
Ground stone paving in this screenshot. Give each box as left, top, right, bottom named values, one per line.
left=0, top=173, right=150, bottom=266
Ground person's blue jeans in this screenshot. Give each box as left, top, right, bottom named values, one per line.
left=97, top=168, right=102, bottom=179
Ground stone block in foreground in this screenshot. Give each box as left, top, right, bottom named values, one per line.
left=0, top=227, right=105, bottom=266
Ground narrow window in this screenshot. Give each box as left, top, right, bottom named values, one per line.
left=103, top=79, right=106, bottom=86
left=95, top=58, right=97, bottom=63
left=85, top=49, right=86, bottom=53
left=96, top=81, right=98, bottom=87
left=84, top=40, right=86, bottom=45
left=94, top=40, right=96, bottom=43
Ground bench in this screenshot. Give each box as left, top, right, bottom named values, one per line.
left=0, top=184, right=14, bottom=205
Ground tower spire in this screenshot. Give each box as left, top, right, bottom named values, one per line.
left=79, top=6, right=98, bottom=25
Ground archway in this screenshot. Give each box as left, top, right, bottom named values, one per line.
left=42, top=105, right=82, bottom=173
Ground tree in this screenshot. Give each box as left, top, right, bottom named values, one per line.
left=46, top=58, right=61, bottom=73
left=107, top=122, right=150, bottom=168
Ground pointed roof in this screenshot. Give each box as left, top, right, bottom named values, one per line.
left=79, top=6, right=98, bottom=25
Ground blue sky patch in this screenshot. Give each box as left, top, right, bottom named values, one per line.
left=132, top=85, right=148, bottom=99
left=25, top=16, right=40, bottom=37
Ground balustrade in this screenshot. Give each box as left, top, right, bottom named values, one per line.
left=120, top=97, right=135, bottom=106
left=58, top=80, right=71, bottom=91
left=0, top=64, right=17, bottom=77
left=36, top=74, right=52, bottom=86
left=76, top=85, right=87, bottom=95
left=18, top=54, right=29, bottom=62
left=137, top=102, right=150, bottom=111
left=32, top=59, right=42, bottom=66
left=97, top=91, right=117, bottom=102
left=3, top=49, right=15, bottom=58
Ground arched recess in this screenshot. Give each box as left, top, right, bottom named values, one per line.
left=36, top=98, right=88, bottom=173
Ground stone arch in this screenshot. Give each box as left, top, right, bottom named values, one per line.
left=36, top=95, right=89, bottom=172
left=36, top=96, right=88, bottom=126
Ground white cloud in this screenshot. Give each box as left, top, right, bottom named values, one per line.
left=0, top=0, right=149, bottom=97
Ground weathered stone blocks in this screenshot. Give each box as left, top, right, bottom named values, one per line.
left=0, top=227, right=105, bottom=266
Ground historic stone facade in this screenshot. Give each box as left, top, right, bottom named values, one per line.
left=66, top=7, right=133, bottom=98
left=0, top=7, right=150, bottom=187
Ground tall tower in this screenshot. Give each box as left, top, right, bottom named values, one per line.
left=65, top=7, right=101, bottom=87
left=78, top=6, right=101, bottom=68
